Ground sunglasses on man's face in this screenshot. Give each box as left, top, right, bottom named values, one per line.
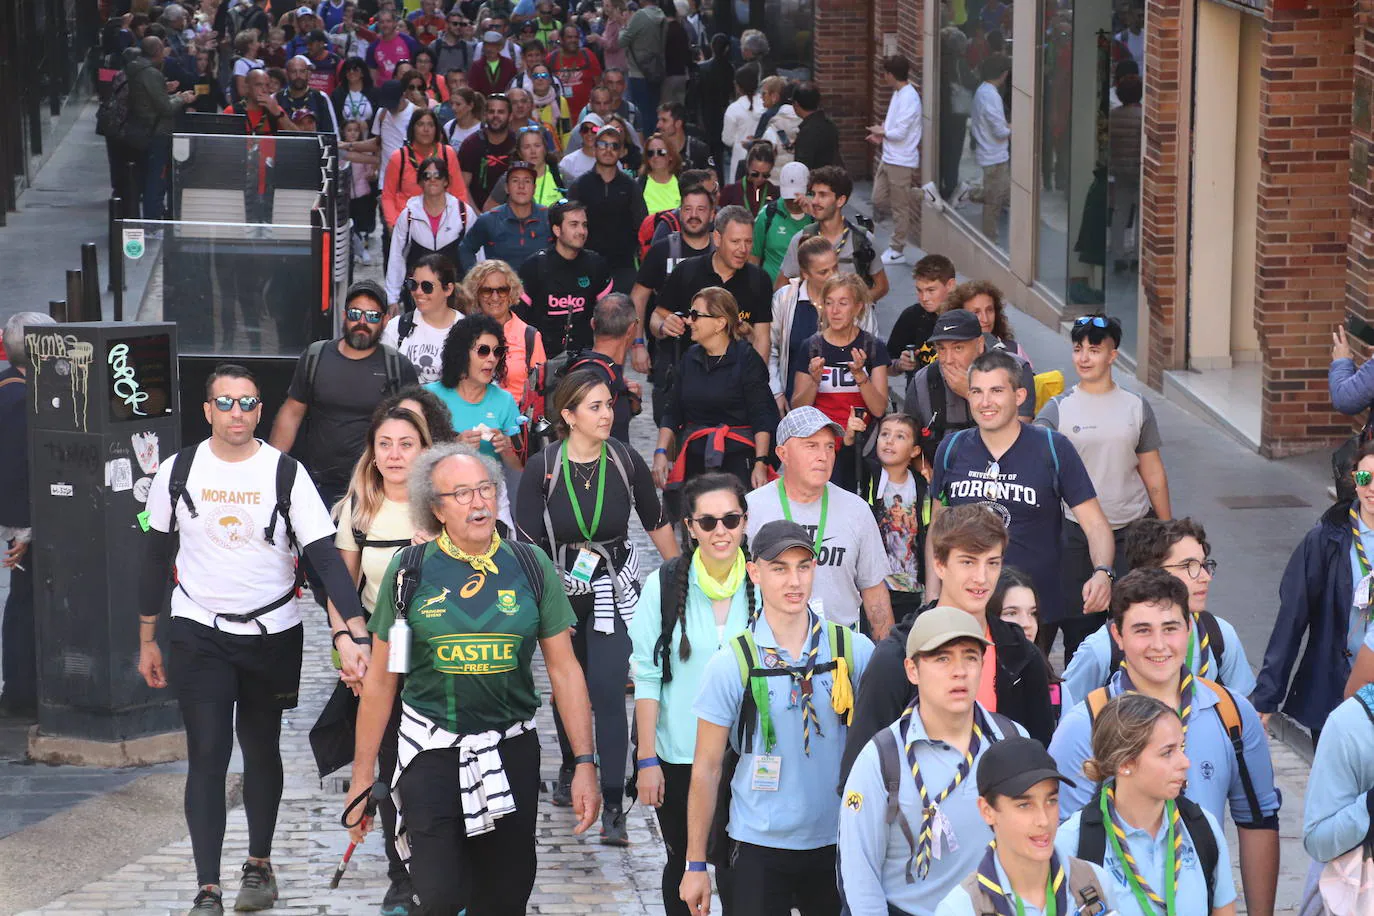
left=346, top=307, right=383, bottom=323
left=595, top=140, right=620, bottom=150
left=473, top=343, right=508, bottom=359
left=405, top=278, right=437, bottom=294
left=691, top=512, right=744, bottom=532
left=208, top=395, right=262, bottom=412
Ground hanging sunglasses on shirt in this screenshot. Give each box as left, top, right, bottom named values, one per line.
left=404, top=278, right=436, bottom=294
left=208, top=395, right=262, bottom=412
left=346, top=307, right=383, bottom=323
left=691, top=512, right=745, bottom=532
left=473, top=343, right=508, bottom=359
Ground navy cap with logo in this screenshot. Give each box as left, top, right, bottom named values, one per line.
left=927, top=308, right=982, bottom=343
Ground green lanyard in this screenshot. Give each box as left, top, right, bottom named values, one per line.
left=777, top=481, right=828, bottom=555
left=1010, top=879, right=1057, bottom=916
left=1102, top=790, right=1178, bottom=916
left=561, top=441, right=606, bottom=541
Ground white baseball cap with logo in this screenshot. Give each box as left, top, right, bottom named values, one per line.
left=779, top=161, right=810, bottom=201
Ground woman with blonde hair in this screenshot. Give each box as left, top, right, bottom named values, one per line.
left=652, top=286, right=779, bottom=505
left=1055, top=693, right=1237, bottom=916
left=638, top=132, right=682, bottom=214
left=463, top=259, right=547, bottom=402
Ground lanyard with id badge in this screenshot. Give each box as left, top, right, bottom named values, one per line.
left=563, top=441, right=607, bottom=583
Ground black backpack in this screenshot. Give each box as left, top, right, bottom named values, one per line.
left=96, top=70, right=131, bottom=140
left=799, top=217, right=877, bottom=287
left=301, top=339, right=408, bottom=404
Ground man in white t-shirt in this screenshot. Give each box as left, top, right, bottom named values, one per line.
left=370, top=80, right=417, bottom=195
left=969, top=56, right=1011, bottom=242
left=746, top=406, right=893, bottom=638
left=867, top=55, right=922, bottom=266
left=136, top=364, right=368, bottom=915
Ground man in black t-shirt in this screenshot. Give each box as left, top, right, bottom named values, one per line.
left=568, top=124, right=647, bottom=293
left=655, top=101, right=715, bottom=172
left=629, top=184, right=716, bottom=379
left=517, top=200, right=613, bottom=358
left=458, top=93, right=516, bottom=208
left=269, top=280, right=418, bottom=507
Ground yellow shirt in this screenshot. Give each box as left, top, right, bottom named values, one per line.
left=335, top=496, right=413, bottom=612
left=643, top=174, right=681, bottom=214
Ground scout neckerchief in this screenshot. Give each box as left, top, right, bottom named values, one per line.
left=561, top=440, right=606, bottom=541
left=1184, top=611, right=1213, bottom=679
left=1118, top=668, right=1195, bottom=747
left=752, top=609, right=825, bottom=756
left=900, top=694, right=992, bottom=879
left=975, top=842, right=1066, bottom=916
left=437, top=528, right=501, bottom=575
left=777, top=480, right=827, bottom=555
left=1101, top=782, right=1181, bottom=916
left=1353, top=505, right=1373, bottom=622
left=693, top=549, right=745, bottom=600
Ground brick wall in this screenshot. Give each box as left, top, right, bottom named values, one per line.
left=812, top=0, right=874, bottom=178
left=1345, top=0, right=1374, bottom=420
left=1254, top=0, right=1354, bottom=456
left=1140, top=0, right=1187, bottom=389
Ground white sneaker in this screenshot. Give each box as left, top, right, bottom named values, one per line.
left=954, top=181, right=974, bottom=206
left=881, top=248, right=906, bottom=265
left=358, top=244, right=372, bottom=265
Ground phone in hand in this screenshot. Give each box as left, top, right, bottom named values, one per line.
left=851, top=406, right=868, bottom=420
left=1349, top=314, right=1374, bottom=347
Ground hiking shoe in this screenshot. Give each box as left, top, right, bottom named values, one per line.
left=551, top=764, right=573, bottom=807
left=379, top=876, right=414, bottom=915
left=189, top=887, right=224, bottom=915
left=233, top=861, right=277, bottom=911
left=600, top=802, right=629, bottom=847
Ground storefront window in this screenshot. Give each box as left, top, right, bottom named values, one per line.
left=1034, top=0, right=1144, bottom=356
left=936, top=0, right=1014, bottom=253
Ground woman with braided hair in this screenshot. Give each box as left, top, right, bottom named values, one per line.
left=628, top=472, right=759, bottom=916
left=1055, top=693, right=1237, bottom=916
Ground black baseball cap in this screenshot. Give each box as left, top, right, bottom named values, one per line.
left=927, top=308, right=982, bottom=343
left=345, top=279, right=387, bottom=310
left=376, top=79, right=404, bottom=110
left=750, top=520, right=816, bottom=562
left=976, top=736, right=1077, bottom=799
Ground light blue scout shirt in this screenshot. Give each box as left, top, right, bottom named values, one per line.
left=1048, top=671, right=1281, bottom=826
left=628, top=562, right=755, bottom=765
left=1056, top=801, right=1237, bottom=916
left=693, top=611, right=875, bottom=851
left=1347, top=515, right=1374, bottom=659
left=932, top=850, right=1116, bottom=916
left=1303, top=686, right=1374, bottom=863
left=1061, top=617, right=1256, bottom=704
left=837, top=707, right=1027, bottom=916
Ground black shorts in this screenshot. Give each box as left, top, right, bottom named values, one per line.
left=168, top=616, right=305, bottom=709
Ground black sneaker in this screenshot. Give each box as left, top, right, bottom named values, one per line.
left=550, top=764, right=573, bottom=807
left=599, top=802, right=629, bottom=847
left=233, top=861, right=277, bottom=912
left=379, top=876, right=414, bottom=916
left=188, top=887, right=224, bottom=915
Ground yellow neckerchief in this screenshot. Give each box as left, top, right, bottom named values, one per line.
left=437, top=528, right=501, bottom=575
left=693, top=549, right=745, bottom=600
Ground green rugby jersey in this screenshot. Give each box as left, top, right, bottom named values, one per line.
left=369, top=539, right=575, bottom=735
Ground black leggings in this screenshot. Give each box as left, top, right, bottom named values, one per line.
left=552, top=594, right=631, bottom=803
left=398, top=729, right=541, bottom=915
left=655, top=762, right=694, bottom=916
left=377, top=692, right=407, bottom=884
left=180, top=699, right=285, bottom=887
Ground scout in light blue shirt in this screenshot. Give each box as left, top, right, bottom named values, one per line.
left=932, top=736, right=1116, bottom=916
left=838, top=607, right=1027, bottom=916
left=1303, top=684, right=1374, bottom=864
left=1346, top=513, right=1374, bottom=659
left=1062, top=613, right=1255, bottom=703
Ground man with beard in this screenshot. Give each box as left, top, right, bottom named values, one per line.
left=568, top=123, right=647, bottom=293
left=276, top=55, right=340, bottom=133
left=549, top=23, right=601, bottom=121
left=459, top=91, right=517, bottom=208
left=270, top=280, right=419, bottom=514
left=517, top=199, right=613, bottom=358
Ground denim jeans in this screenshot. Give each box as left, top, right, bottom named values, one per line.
left=141, top=136, right=172, bottom=221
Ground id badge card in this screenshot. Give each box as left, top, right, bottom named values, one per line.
left=751, top=754, right=782, bottom=791
left=570, top=547, right=601, bottom=584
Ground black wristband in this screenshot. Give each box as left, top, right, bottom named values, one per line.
left=573, top=754, right=597, bottom=767
left=351, top=635, right=372, bottom=645
left=332, top=630, right=350, bottom=646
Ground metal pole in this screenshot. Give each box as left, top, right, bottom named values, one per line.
left=81, top=243, right=100, bottom=320
left=124, top=160, right=139, bottom=218
left=66, top=269, right=84, bottom=322
left=49, top=300, right=67, bottom=321
left=108, top=196, right=123, bottom=291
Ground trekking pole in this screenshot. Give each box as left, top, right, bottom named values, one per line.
left=333, top=781, right=386, bottom=888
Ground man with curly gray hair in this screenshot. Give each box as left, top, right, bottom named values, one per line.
left=347, top=442, right=602, bottom=915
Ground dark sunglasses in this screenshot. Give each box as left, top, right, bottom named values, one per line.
left=685, top=309, right=714, bottom=321
left=691, top=512, right=744, bottom=532
left=405, top=278, right=437, bottom=294
left=420, top=170, right=445, bottom=181
left=594, top=139, right=620, bottom=149
left=748, top=170, right=771, bottom=179
left=406, top=82, right=425, bottom=91
left=449, top=18, right=467, bottom=25
left=647, top=148, right=670, bottom=157
left=478, top=285, right=512, bottom=298
left=346, top=307, right=383, bottom=323
left=208, top=395, right=262, bottom=412
left=473, top=343, right=508, bottom=358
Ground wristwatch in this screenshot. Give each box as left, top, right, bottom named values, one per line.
left=1092, top=565, right=1116, bottom=581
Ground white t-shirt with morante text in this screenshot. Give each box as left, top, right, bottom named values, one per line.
left=745, top=479, right=891, bottom=627
left=146, top=440, right=336, bottom=635
left=380, top=311, right=461, bottom=384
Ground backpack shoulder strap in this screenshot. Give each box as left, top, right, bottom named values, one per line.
left=1178, top=794, right=1220, bottom=909
left=505, top=539, right=546, bottom=608
left=302, top=339, right=328, bottom=407
left=392, top=542, right=428, bottom=620
left=668, top=230, right=682, bottom=263
left=958, top=872, right=1000, bottom=916
left=166, top=444, right=202, bottom=530
left=941, top=427, right=969, bottom=473
left=264, top=452, right=300, bottom=549
left=1199, top=611, right=1226, bottom=680
left=1076, top=785, right=1108, bottom=864
left=604, top=437, right=635, bottom=499
left=763, top=199, right=780, bottom=237
left=1085, top=687, right=1111, bottom=726
left=1042, top=425, right=1060, bottom=476
left=396, top=310, right=416, bottom=346
left=988, top=711, right=1018, bottom=741
left=1197, top=676, right=1263, bottom=824
left=873, top=726, right=918, bottom=874
left=524, top=323, right=537, bottom=374
left=1065, top=857, right=1111, bottom=916
left=381, top=343, right=404, bottom=394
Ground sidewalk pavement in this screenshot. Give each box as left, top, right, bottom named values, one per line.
left=0, top=117, right=1337, bottom=913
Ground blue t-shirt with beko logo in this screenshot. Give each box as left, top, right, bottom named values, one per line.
left=932, top=425, right=1096, bottom=622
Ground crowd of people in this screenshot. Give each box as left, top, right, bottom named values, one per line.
left=4, top=2, right=1374, bottom=916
